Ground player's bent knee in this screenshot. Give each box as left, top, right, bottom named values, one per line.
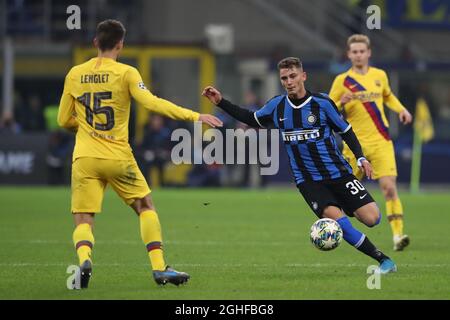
left=355, top=203, right=381, bottom=228
left=380, top=181, right=397, bottom=200
left=366, top=208, right=382, bottom=228
left=383, top=187, right=396, bottom=200
left=367, top=212, right=381, bottom=228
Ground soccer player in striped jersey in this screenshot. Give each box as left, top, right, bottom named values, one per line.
left=329, top=34, right=413, bottom=251
left=202, top=57, right=397, bottom=274
left=58, top=19, right=222, bottom=288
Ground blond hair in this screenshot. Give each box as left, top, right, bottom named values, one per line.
left=347, top=34, right=371, bottom=50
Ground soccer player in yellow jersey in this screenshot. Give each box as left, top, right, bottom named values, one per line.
left=329, top=34, right=413, bottom=251
left=57, top=20, right=222, bottom=288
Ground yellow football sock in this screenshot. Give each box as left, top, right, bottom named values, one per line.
left=72, top=223, right=94, bottom=265
left=386, top=199, right=404, bottom=237
left=140, top=210, right=166, bottom=271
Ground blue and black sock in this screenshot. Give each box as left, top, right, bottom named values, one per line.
left=336, top=216, right=389, bottom=263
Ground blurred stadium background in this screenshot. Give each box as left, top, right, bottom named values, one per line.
left=2, top=0, right=450, bottom=301
left=1, top=0, right=449, bottom=190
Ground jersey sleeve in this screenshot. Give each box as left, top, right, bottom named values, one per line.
left=381, top=70, right=406, bottom=113
left=254, top=97, right=279, bottom=128
left=324, top=98, right=351, bottom=133
left=126, top=67, right=200, bottom=121
left=57, top=70, right=79, bottom=130
left=328, top=75, right=346, bottom=111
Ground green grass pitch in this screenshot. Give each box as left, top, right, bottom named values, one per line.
left=0, top=186, right=449, bottom=299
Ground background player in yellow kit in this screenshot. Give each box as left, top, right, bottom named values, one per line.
left=329, top=34, right=413, bottom=251
left=57, top=19, right=223, bottom=288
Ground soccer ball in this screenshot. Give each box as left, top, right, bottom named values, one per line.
left=310, top=218, right=343, bottom=251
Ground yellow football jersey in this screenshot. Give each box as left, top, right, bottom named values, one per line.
left=329, top=67, right=405, bottom=145
left=58, top=57, right=199, bottom=160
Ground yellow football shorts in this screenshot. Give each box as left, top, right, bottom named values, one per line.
left=343, top=140, right=398, bottom=180
left=71, top=157, right=151, bottom=213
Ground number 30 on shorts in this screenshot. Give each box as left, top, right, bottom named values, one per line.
left=345, top=179, right=366, bottom=195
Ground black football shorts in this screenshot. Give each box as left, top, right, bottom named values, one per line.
left=297, top=174, right=375, bottom=218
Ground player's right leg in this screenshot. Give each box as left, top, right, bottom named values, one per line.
left=327, top=175, right=397, bottom=274
left=108, top=158, right=189, bottom=286
left=298, top=179, right=395, bottom=273
left=71, top=158, right=106, bottom=289
left=322, top=205, right=396, bottom=274
left=130, top=195, right=190, bottom=286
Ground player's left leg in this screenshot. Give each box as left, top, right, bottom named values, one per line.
left=353, top=202, right=382, bottom=227
left=73, top=213, right=95, bottom=289
left=379, top=176, right=409, bottom=251
left=71, top=157, right=106, bottom=289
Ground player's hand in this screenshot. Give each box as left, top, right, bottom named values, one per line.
left=199, top=114, right=223, bottom=128
left=399, top=109, right=413, bottom=125
left=340, top=92, right=353, bottom=105
left=202, top=86, right=223, bottom=105
left=358, top=158, right=374, bottom=180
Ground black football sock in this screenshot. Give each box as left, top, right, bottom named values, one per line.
left=357, top=237, right=389, bottom=263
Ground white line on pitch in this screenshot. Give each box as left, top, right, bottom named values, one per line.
left=0, top=262, right=448, bottom=268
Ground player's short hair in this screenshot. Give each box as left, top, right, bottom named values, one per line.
left=277, top=57, right=303, bottom=70
left=347, top=34, right=371, bottom=50
left=96, top=19, right=126, bottom=51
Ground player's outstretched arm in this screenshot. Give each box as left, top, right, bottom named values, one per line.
left=202, top=86, right=260, bottom=128
left=198, top=114, right=223, bottom=128
left=128, top=68, right=222, bottom=127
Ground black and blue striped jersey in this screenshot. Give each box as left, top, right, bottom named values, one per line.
left=254, top=91, right=353, bottom=185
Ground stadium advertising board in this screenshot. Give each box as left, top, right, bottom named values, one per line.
left=0, top=133, right=49, bottom=185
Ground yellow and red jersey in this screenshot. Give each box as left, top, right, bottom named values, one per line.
left=329, top=67, right=406, bottom=145
left=58, top=57, right=199, bottom=161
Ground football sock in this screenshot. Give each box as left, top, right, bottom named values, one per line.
left=386, top=198, right=404, bottom=238
left=357, top=237, right=389, bottom=263
left=73, top=223, right=94, bottom=265
left=336, top=216, right=388, bottom=263
left=140, top=210, right=166, bottom=271
left=336, top=216, right=365, bottom=247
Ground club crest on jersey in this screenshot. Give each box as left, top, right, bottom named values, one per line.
left=138, top=82, right=147, bottom=90
left=307, top=113, right=317, bottom=125
left=375, top=80, right=381, bottom=87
